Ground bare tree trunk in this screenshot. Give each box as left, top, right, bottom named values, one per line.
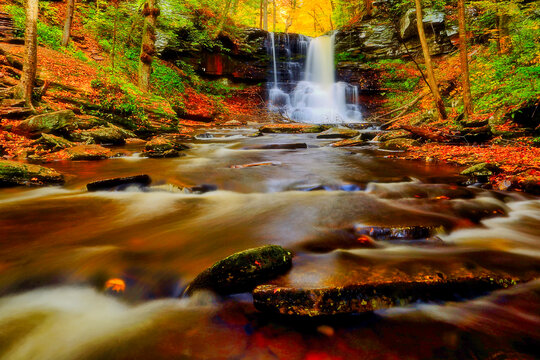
left=365, top=0, right=373, bottom=18
left=497, top=12, right=511, bottom=54
left=414, top=0, right=447, bottom=120
left=215, top=0, right=233, bottom=38
left=138, top=0, right=159, bottom=91
left=16, top=0, right=39, bottom=110
left=263, top=0, right=268, bottom=31
left=61, top=0, right=75, bottom=47
left=457, top=0, right=473, bottom=118
left=259, top=0, right=263, bottom=28
left=272, top=0, right=276, bottom=32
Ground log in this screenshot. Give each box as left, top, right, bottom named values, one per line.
left=399, top=124, right=452, bottom=143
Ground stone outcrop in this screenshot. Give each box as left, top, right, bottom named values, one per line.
left=0, top=160, right=64, bottom=186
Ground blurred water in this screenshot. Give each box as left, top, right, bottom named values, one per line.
left=0, top=129, right=538, bottom=359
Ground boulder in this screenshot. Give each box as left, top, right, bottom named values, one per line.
left=70, top=124, right=136, bottom=145
left=184, top=245, right=293, bottom=296
left=0, top=160, right=64, bottom=186
left=379, top=138, right=420, bottom=150
left=253, top=277, right=517, bottom=316
left=399, top=8, right=446, bottom=40
left=143, top=136, right=190, bottom=158
left=330, top=138, right=367, bottom=147
left=259, top=124, right=328, bottom=134
left=374, top=130, right=413, bottom=142
left=51, top=144, right=114, bottom=161
left=34, top=133, right=74, bottom=151
left=13, top=110, right=76, bottom=137
left=86, top=175, right=152, bottom=192
left=316, top=127, right=360, bottom=139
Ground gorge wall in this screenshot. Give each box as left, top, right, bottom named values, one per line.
left=159, top=6, right=456, bottom=93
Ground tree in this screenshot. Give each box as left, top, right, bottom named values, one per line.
left=138, top=0, right=160, bottom=91
left=215, top=0, right=233, bottom=38
left=414, top=0, right=447, bottom=120
left=16, top=0, right=39, bottom=110
left=457, top=0, right=473, bottom=118
left=262, top=0, right=268, bottom=31
left=61, top=0, right=75, bottom=47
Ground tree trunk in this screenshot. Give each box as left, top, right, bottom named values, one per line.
left=365, top=0, right=373, bottom=18
left=263, top=0, right=268, bottom=31
left=259, top=0, right=263, bottom=28
left=414, top=0, right=447, bottom=120
left=497, top=13, right=511, bottom=54
left=138, top=0, right=159, bottom=91
left=61, top=0, right=75, bottom=47
left=457, top=0, right=473, bottom=118
left=215, top=0, right=233, bottom=38
left=16, top=0, right=39, bottom=109
left=273, top=0, right=276, bottom=32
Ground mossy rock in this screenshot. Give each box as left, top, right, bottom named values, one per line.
left=34, top=133, right=74, bottom=151
left=51, top=145, right=114, bottom=161
left=70, top=124, right=136, bottom=145
left=184, top=245, right=293, bottom=296
left=461, top=163, right=501, bottom=177
left=379, top=138, right=420, bottom=150
left=143, top=137, right=190, bottom=158
left=316, top=127, right=360, bottom=139
left=259, top=124, right=329, bottom=134
left=0, top=160, right=64, bottom=186
left=374, top=130, right=413, bottom=142
left=14, top=110, right=76, bottom=137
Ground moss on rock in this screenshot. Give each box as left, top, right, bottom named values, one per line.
left=184, top=245, right=293, bottom=296
left=0, top=160, right=64, bottom=186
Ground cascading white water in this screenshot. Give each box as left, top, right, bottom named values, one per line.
left=268, top=34, right=363, bottom=124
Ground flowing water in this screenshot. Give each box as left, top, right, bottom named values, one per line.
left=267, top=34, right=363, bottom=124
left=0, top=129, right=539, bottom=359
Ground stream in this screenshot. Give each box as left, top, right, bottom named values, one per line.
left=0, top=127, right=539, bottom=360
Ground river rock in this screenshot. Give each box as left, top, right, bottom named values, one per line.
left=373, top=130, right=413, bottom=142
left=13, top=110, right=76, bottom=137
left=354, top=225, right=443, bottom=240
left=330, top=138, right=367, bottom=147
left=0, top=160, right=64, bottom=186
left=50, top=144, right=114, bottom=161
left=34, top=133, right=74, bottom=151
left=184, top=245, right=293, bottom=296
left=259, top=124, right=328, bottom=134
left=143, top=137, right=190, bottom=158
left=86, top=175, right=152, bottom=192
left=252, top=277, right=517, bottom=316
left=317, top=127, right=360, bottom=139
left=379, top=138, right=420, bottom=150
left=70, top=124, right=136, bottom=145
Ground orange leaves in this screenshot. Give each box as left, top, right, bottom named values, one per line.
left=105, top=278, right=126, bottom=293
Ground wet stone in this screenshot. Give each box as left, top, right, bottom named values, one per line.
left=184, top=245, right=293, bottom=296
left=354, top=225, right=443, bottom=241
left=143, top=137, right=190, bottom=158
left=253, top=277, right=519, bottom=317
left=316, top=127, right=360, bottom=139
left=86, top=175, right=152, bottom=192
left=0, top=160, right=64, bottom=187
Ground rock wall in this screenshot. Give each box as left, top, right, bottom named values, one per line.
left=159, top=5, right=456, bottom=88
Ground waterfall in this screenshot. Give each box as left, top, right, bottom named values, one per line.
left=267, top=33, right=363, bottom=124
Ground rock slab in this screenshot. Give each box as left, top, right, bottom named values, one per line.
left=0, top=160, right=64, bottom=186
left=184, top=245, right=293, bottom=296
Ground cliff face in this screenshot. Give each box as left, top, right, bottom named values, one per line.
left=159, top=6, right=456, bottom=88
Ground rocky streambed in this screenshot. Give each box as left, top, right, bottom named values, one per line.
left=0, top=125, right=539, bottom=359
